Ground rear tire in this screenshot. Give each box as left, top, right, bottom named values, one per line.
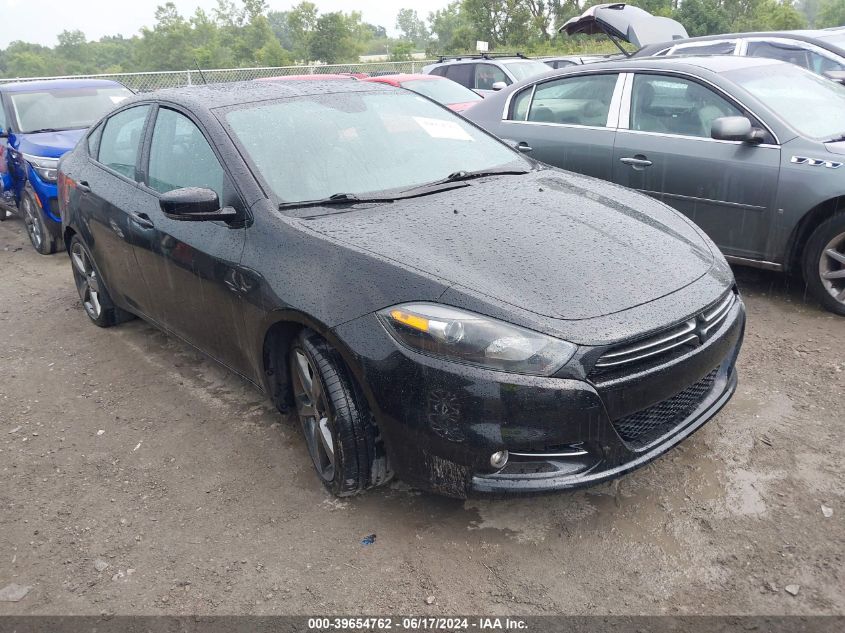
left=288, top=329, right=391, bottom=496
left=19, top=189, right=58, bottom=254
left=69, top=235, right=134, bottom=327
left=803, top=213, right=845, bottom=316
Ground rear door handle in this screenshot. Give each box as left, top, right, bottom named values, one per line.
left=129, top=212, right=154, bottom=229
left=619, top=156, right=653, bottom=168
left=76, top=180, right=91, bottom=193
left=516, top=141, right=533, bottom=153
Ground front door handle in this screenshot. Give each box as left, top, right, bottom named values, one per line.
left=619, top=156, right=653, bottom=169
left=76, top=180, right=91, bottom=193
left=516, top=141, right=533, bottom=153
left=129, top=212, right=154, bottom=229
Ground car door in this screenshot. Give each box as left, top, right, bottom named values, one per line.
left=80, top=104, right=153, bottom=312
left=498, top=72, right=623, bottom=181
left=128, top=105, right=250, bottom=375
left=612, top=73, right=781, bottom=259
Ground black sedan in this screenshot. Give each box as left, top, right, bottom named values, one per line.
left=58, top=80, right=744, bottom=497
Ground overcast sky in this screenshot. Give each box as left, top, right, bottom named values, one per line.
left=1, top=0, right=452, bottom=48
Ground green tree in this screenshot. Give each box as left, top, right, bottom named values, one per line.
left=396, top=8, right=429, bottom=47
left=817, top=0, right=845, bottom=26
left=390, top=40, right=414, bottom=61
left=288, top=1, right=319, bottom=60
left=310, top=11, right=360, bottom=63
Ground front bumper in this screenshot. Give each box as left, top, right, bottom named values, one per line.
left=334, top=295, right=745, bottom=498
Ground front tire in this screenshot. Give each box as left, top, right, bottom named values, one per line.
left=803, top=213, right=845, bottom=316
left=19, top=189, right=58, bottom=255
left=69, top=235, right=134, bottom=327
left=289, top=329, right=390, bottom=496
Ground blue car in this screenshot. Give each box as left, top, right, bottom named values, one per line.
left=0, top=79, right=133, bottom=253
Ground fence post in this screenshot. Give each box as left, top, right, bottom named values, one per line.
left=186, top=70, right=192, bottom=86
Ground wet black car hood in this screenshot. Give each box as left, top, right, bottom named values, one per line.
left=295, top=169, right=714, bottom=322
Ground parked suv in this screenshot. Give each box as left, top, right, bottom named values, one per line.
left=422, top=53, right=551, bottom=96
left=0, top=79, right=133, bottom=253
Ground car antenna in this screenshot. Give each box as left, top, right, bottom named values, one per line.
left=194, top=60, right=208, bottom=85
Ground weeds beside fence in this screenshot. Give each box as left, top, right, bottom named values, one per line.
left=0, top=60, right=435, bottom=92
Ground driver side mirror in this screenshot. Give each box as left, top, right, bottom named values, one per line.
left=159, top=187, right=238, bottom=222
left=711, top=116, right=763, bottom=143
left=0, top=127, right=8, bottom=139
left=491, top=81, right=508, bottom=91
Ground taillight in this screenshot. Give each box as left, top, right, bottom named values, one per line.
left=58, top=172, right=76, bottom=208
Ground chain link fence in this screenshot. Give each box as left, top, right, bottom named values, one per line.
left=0, top=60, right=436, bottom=92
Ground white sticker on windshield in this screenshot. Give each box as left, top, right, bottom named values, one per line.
left=412, top=116, right=474, bottom=141
left=110, top=96, right=128, bottom=104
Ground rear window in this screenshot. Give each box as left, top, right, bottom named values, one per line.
left=400, top=79, right=482, bottom=105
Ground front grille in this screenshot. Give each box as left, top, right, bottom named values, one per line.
left=612, top=368, right=718, bottom=450
left=592, top=292, right=737, bottom=378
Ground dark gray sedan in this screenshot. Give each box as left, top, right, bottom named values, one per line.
left=465, top=55, right=845, bottom=315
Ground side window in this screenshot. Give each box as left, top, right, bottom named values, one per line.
left=0, top=99, right=7, bottom=132
left=670, top=41, right=737, bottom=56
left=97, top=105, right=150, bottom=179
left=147, top=108, right=224, bottom=199
left=87, top=122, right=103, bottom=158
left=747, top=41, right=812, bottom=70
left=474, top=64, right=508, bottom=90
left=510, top=87, right=533, bottom=121
left=445, top=64, right=473, bottom=88
left=631, top=75, right=743, bottom=138
left=429, top=66, right=448, bottom=77
left=747, top=40, right=845, bottom=75
left=526, top=74, right=618, bottom=127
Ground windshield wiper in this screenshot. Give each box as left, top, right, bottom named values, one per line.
left=24, top=127, right=67, bottom=134
left=278, top=192, right=395, bottom=210
left=826, top=134, right=845, bottom=143
left=396, top=167, right=531, bottom=197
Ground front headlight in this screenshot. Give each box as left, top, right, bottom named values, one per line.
left=378, top=303, right=576, bottom=376
left=24, top=154, right=59, bottom=183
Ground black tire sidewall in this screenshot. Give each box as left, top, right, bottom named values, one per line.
left=290, top=330, right=373, bottom=497
left=803, top=213, right=845, bottom=317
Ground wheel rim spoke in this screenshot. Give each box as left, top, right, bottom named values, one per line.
left=317, top=417, right=335, bottom=462
left=71, top=251, right=87, bottom=276
left=822, top=269, right=845, bottom=280
left=294, top=351, right=313, bottom=396
left=88, top=289, right=102, bottom=317
left=826, top=248, right=845, bottom=266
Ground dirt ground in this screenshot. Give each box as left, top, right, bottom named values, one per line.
left=0, top=215, right=843, bottom=617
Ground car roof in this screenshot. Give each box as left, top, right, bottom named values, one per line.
left=131, top=79, right=396, bottom=111
left=636, top=29, right=845, bottom=55
left=561, top=54, right=783, bottom=75
left=0, top=78, right=127, bottom=93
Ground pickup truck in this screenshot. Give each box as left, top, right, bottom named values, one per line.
left=0, top=79, right=133, bottom=253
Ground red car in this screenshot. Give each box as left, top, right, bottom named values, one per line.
left=361, top=74, right=483, bottom=112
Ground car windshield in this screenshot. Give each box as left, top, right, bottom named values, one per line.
left=9, top=86, right=133, bottom=134
left=400, top=79, right=482, bottom=105
left=502, top=60, right=552, bottom=81
left=724, top=63, right=845, bottom=140
left=221, top=91, right=526, bottom=204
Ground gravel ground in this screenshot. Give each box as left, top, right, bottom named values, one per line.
left=0, top=216, right=843, bottom=616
